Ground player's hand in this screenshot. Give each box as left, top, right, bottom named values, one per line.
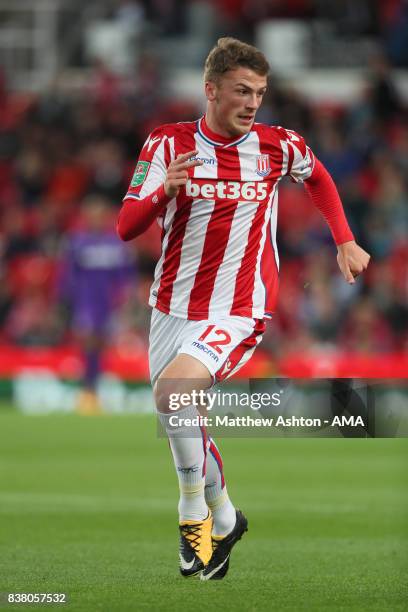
left=164, top=150, right=203, bottom=198
left=336, top=240, right=370, bottom=284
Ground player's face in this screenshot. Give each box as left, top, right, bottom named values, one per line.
left=206, top=67, right=267, bottom=138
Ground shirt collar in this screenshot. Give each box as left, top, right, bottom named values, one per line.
left=197, top=115, right=251, bottom=148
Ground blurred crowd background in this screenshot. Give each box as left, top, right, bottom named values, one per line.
left=0, top=0, right=407, bottom=386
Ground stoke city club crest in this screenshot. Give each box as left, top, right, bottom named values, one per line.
left=255, top=154, right=271, bottom=177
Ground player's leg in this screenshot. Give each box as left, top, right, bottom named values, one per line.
left=175, top=317, right=263, bottom=579
left=200, top=434, right=248, bottom=581
left=150, top=312, right=264, bottom=579
left=156, top=355, right=236, bottom=532
left=205, top=436, right=236, bottom=536
left=150, top=310, right=212, bottom=524
left=197, top=319, right=265, bottom=580
left=155, top=354, right=212, bottom=522
left=154, top=353, right=213, bottom=576
left=83, top=334, right=102, bottom=388
left=76, top=329, right=103, bottom=414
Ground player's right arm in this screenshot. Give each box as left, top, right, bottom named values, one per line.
left=117, top=128, right=202, bottom=241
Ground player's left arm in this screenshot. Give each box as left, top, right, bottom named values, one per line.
left=304, top=158, right=370, bottom=284
left=283, top=128, right=370, bottom=283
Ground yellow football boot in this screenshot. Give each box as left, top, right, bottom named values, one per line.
left=179, top=510, right=213, bottom=577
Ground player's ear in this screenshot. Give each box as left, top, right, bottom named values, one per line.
left=205, top=81, right=217, bottom=102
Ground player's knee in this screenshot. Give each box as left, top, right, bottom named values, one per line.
left=153, top=379, right=179, bottom=413
left=154, top=376, right=201, bottom=413
left=153, top=386, right=169, bottom=413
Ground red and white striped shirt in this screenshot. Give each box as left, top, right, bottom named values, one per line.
left=119, top=116, right=353, bottom=321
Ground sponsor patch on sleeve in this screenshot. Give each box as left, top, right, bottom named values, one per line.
left=131, top=161, right=150, bottom=187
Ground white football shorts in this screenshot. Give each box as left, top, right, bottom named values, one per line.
left=149, top=308, right=266, bottom=386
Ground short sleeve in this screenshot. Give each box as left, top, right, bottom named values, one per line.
left=278, top=127, right=315, bottom=183
left=124, top=126, right=171, bottom=201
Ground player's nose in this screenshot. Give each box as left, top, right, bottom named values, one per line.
left=246, top=94, right=260, bottom=110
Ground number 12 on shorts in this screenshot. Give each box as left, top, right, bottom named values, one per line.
left=198, top=325, right=232, bottom=354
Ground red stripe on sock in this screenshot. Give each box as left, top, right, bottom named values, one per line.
left=209, top=439, right=225, bottom=489
left=199, top=424, right=207, bottom=478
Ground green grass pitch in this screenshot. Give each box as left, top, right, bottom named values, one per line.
left=0, top=411, right=407, bottom=611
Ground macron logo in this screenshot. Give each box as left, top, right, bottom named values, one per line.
left=191, top=341, right=219, bottom=362
left=190, top=156, right=217, bottom=166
